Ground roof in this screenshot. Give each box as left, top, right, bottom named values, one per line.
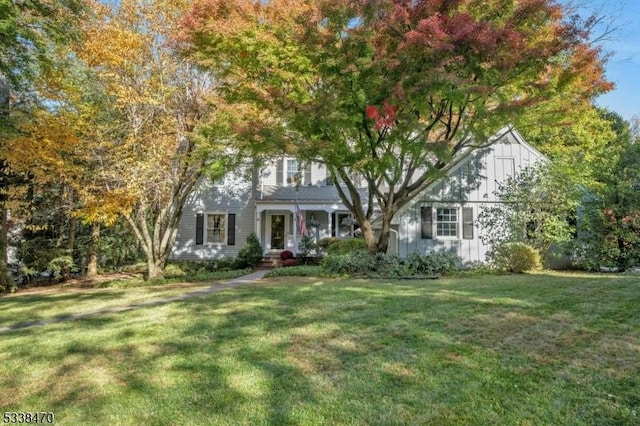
left=257, top=184, right=369, bottom=203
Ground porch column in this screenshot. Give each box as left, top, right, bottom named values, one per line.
left=293, top=209, right=298, bottom=254
left=327, top=210, right=333, bottom=239
left=255, top=210, right=261, bottom=245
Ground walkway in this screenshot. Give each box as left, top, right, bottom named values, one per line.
left=0, top=269, right=269, bottom=334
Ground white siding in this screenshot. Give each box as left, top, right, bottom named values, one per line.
left=171, top=171, right=256, bottom=261
left=397, top=127, right=546, bottom=263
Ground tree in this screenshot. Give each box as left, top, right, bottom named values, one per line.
left=0, top=0, right=84, bottom=92
left=575, top=111, right=640, bottom=270
left=476, top=163, right=582, bottom=260
left=70, top=0, right=236, bottom=280
left=0, top=0, right=85, bottom=288
left=180, top=0, right=611, bottom=253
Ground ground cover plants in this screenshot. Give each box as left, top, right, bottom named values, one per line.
left=1, top=272, right=638, bottom=425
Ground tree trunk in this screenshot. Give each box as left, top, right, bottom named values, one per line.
left=146, top=257, right=166, bottom=280
left=0, top=200, right=12, bottom=289
left=67, top=215, right=76, bottom=253
left=359, top=218, right=378, bottom=253
left=87, top=222, right=100, bottom=278
left=376, top=214, right=391, bottom=253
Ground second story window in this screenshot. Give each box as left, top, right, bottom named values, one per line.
left=286, top=159, right=299, bottom=184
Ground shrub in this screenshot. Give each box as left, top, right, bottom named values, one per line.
left=164, top=263, right=186, bottom=278
left=488, top=242, right=542, bottom=273
left=405, top=251, right=460, bottom=276
left=322, top=250, right=376, bottom=275
left=325, top=238, right=368, bottom=255
left=280, top=250, right=294, bottom=261
left=282, top=258, right=298, bottom=267
left=264, top=265, right=325, bottom=278
left=317, top=237, right=337, bottom=253
left=236, top=232, right=263, bottom=268
left=206, top=258, right=239, bottom=272
left=372, top=253, right=405, bottom=276
left=298, top=235, right=317, bottom=257
left=48, top=256, right=75, bottom=280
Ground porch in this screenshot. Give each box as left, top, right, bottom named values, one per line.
left=255, top=203, right=360, bottom=255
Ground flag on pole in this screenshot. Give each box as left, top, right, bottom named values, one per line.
left=295, top=202, right=308, bottom=236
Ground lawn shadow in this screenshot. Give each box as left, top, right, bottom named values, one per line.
left=1, top=272, right=639, bottom=424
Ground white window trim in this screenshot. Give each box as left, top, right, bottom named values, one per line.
left=205, top=212, right=228, bottom=245
left=435, top=206, right=459, bottom=239
left=286, top=159, right=299, bottom=186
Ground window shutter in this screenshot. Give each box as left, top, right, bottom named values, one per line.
left=276, top=159, right=283, bottom=185
left=227, top=213, right=236, bottom=245
left=331, top=212, right=336, bottom=237
left=304, top=165, right=312, bottom=186
left=421, top=206, right=433, bottom=239
left=462, top=207, right=474, bottom=240
left=195, top=213, right=204, bottom=245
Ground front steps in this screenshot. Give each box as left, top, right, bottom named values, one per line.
left=257, top=254, right=282, bottom=269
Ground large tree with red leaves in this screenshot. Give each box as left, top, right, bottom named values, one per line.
left=180, top=0, right=611, bottom=253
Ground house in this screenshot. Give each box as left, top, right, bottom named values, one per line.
left=170, top=126, right=546, bottom=263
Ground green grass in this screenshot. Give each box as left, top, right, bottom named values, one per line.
left=95, top=268, right=253, bottom=288
left=1, top=272, right=639, bottom=425
left=0, top=269, right=252, bottom=326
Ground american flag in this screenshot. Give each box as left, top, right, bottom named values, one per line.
left=295, top=203, right=308, bottom=236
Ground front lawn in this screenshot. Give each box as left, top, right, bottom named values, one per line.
left=1, top=272, right=639, bottom=425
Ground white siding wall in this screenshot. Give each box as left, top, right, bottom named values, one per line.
left=397, top=130, right=545, bottom=263
left=171, top=172, right=256, bottom=261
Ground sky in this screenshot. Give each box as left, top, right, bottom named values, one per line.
left=589, top=1, right=640, bottom=122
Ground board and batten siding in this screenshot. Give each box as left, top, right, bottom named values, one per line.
left=396, top=127, right=546, bottom=263
left=171, top=173, right=256, bottom=261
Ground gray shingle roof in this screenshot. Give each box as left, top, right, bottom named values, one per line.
left=257, top=185, right=368, bottom=203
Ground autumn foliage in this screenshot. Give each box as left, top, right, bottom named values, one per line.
left=179, top=0, right=611, bottom=253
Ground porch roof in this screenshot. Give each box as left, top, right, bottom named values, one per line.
left=257, top=185, right=368, bottom=203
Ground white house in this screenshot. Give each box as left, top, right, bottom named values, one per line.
left=170, top=126, right=546, bottom=263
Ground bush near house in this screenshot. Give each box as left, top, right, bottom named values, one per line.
left=282, top=258, right=297, bottom=267
left=488, top=242, right=542, bottom=273
left=236, top=232, right=264, bottom=268
left=322, top=249, right=461, bottom=277
left=280, top=250, right=294, bottom=261
left=323, top=238, right=368, bottom=255
left=264, top=265, right=325, bottom=277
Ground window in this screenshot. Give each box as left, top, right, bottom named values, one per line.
left=422, top=206, right=474, bottom=240
left=286, top=159, right=299, bottom=184
left=336, top=212, right=359, bottom=238
left=207, top=213, right=226, bottom=243
left=436, top=208, right=458, bottom=237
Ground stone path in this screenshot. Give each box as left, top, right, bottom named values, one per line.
left=0, top=269, right=270, bottom=334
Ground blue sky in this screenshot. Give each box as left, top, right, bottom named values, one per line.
left=589, top=1, right=640, bottom=121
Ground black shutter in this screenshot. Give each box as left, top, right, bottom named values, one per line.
left=421, top=206, right=433, bottom=239
left=195, top=213, right=204, bottom=245
left=276, top=159, right=283, bottom=185
left=331, top=212, right=336, bottom=237
left=227, top=213, right=236, bottom=245
left=462, top=207, right=473, bottom=240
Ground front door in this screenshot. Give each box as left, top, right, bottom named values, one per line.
left=270, top=214, right=286, bottom=250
